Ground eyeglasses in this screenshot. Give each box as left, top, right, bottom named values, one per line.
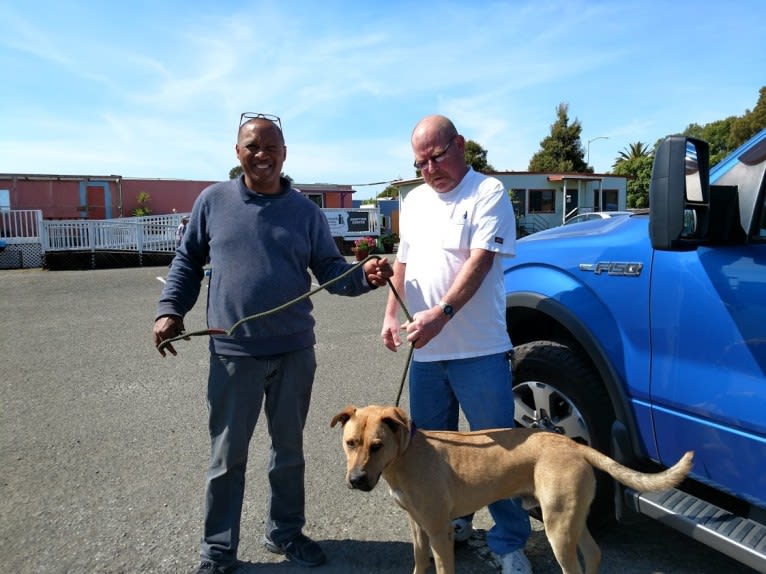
left=239, top=113, right=283, bottom=136
left=413, top=135, right=456, bottom=170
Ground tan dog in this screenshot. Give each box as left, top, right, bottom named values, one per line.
left=331, top=404, right=693, bottom=574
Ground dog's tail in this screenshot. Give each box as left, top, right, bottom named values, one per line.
left=580, top=446, right=693, bottom=492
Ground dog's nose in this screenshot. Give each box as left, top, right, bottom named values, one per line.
left=348, top=469, right=373, bottom=491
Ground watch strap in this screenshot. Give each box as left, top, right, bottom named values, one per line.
left=438, top=301, right=454, bottom=319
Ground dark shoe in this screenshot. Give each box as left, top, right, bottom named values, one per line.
left=194, top=560, right=239, bottom=574
left=452, top=517, right=474, bottom=544
left=263, top=533, right=326, bottom=567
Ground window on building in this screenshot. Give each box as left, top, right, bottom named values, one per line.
left=602, top=189, right=619, bottom=211
left=0, top=190, right=9, bottom=211
left=305, top=194, right=324, bottom=207
left=593, top=189, right=619, bottom=211
left=528, top=189, right=555, bottom=213
left=511, top=188, right=526, bottom=217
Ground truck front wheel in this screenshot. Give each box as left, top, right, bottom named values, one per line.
left=511, top=340, right=616, bottom=526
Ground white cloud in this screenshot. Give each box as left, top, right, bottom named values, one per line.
left=1, top=0, right=763, bottom=183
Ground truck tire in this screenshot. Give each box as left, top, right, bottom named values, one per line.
left=511, top=340, right=616, bottom=526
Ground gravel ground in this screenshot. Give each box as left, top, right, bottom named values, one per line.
left=0, top=265, right=757, bottom=573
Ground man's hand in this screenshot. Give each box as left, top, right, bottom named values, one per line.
left=152, top=315, right=185, bottom=357
left=381, top=316, right=403, bottom=351
left=363, top=256, right=393, bottom=287
left=403, top=306, right=449, bottom=349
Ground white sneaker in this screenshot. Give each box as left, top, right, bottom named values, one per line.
left=452, top=518, right=474, bottom=543
left=497, top=548, right=533, bottom=574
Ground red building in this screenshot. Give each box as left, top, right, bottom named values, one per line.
left=0, top=173, right=357, bottom=219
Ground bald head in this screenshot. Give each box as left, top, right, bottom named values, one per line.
left=410, top=115, right=467, bottom=193
left=411, top=115, right=457, bottom=146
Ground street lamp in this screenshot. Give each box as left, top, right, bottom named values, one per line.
left=587, top=136, right=609, bottom=167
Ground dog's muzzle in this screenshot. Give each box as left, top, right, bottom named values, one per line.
left=347, top=468, right=378, bottom=491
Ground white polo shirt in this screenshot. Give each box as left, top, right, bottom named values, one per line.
left=398, top=168, right=517, bottom=361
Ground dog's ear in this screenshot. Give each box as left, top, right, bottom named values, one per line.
left=330, top=405, right=357, bottom=428
left=381, top=406, right=409, bottom=429
left=381, top=406, right=412, bottom=452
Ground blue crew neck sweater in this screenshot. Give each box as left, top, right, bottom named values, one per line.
left=156, top=177, right=372, bottom=356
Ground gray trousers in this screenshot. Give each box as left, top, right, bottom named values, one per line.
left=199, top=348, right=317, bottom=565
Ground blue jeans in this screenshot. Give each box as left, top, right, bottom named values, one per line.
left=409, top=352, right=531, bottom=555
left=200, top=348, right=316, bottom=565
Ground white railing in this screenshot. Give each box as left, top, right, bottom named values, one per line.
left=39, top=214, right=188, bottom=254
left=1, top=209, right=43, bottom=242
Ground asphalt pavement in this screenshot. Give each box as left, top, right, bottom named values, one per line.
left=0, top=265, right=757, bottom=573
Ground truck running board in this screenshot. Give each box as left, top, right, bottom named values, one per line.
left=625, top=487, right=766, bottom=572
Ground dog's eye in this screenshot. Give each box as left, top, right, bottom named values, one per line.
left=370, top=442, right=382, bottom=453
left=345, top=440, right=357, bottom=450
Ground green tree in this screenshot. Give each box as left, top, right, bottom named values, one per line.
left=614, top=85, right=764, bottom=207
left=613, top=155, right=653, bottom=208
left=682, top=117, right=737, bottom=166
left=681, top=85, right=765, bottom=165
left=464, top=139, right=495, bottom=172
left=377, top=184, right=399, bottom=199
left=528, top=103, right=589, bottom=173
left=613, top=141, right=652, bottom=168
left=132, top=191, right=152, bottom=217
left=611, top=142, right=654, bottom=208
left=728, top=85, right=766, bottom=152
left=415, top=139, right=494, bottom=177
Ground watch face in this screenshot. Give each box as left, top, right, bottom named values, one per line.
left=442, top=303, right=454, bottom=316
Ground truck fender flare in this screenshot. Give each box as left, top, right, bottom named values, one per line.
left=507, top=291, right=644, bottom=457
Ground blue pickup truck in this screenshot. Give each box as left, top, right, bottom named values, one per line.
left=505, top=128, right=766, bottom=570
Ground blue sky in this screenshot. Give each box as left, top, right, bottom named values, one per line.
left=1, top=1, right=763, bottom=199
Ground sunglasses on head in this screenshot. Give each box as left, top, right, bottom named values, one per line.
left=239, top=113, right=283, bottom=137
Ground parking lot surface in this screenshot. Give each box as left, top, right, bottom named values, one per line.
left=0, top=266, right=757, bottom=573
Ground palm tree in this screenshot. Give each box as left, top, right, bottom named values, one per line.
left=613, top=142, right=652, bottom=169
left=612, top=142, right=654, bottom=208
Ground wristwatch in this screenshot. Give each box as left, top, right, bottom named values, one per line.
left=438, top=301, right=454, bottom=319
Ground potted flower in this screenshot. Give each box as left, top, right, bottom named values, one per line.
left=381, top=232, right=399, bottom=254
left=352, top=236, right=375, bottom=260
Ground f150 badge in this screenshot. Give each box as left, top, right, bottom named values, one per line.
left=579, top=262, right=644, bottom=276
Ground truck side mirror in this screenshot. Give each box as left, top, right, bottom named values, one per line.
left=650, top=135, right=710, bottom=250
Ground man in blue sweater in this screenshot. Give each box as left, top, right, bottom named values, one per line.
left=153, top=113, right=392, bottom=574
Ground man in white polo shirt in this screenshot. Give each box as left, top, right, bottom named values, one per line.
left=380, top=114, right=532, bottom=574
